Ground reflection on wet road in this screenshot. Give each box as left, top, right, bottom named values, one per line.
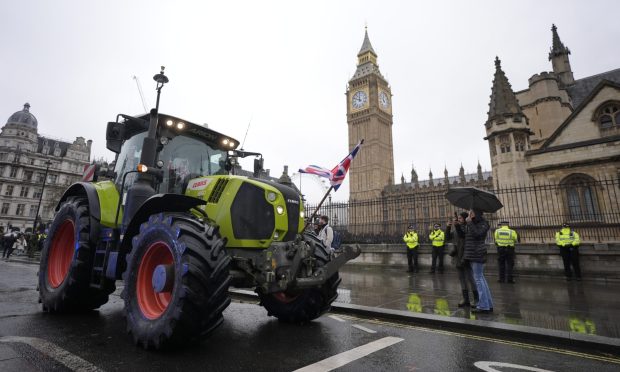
left=337, top=265, right=620, bottom=337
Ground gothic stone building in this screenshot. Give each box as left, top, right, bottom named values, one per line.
left=0, top=103, right=92, bottom=232
left=347, top=25, right=619, bottom=241
left=485, top=25, right=620, bottom=224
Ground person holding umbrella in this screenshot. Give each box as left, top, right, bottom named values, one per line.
left=463, top=209, right=493, bottom=313
left=445, top=187, right=501, bottom=313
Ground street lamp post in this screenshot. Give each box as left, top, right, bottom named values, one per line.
left=32, top=160, right=52, bottom=235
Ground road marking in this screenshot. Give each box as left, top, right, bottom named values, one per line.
left=332, top=314, right=620, bottom=365
left=0, top=336, right=103, bottom=372
left=328, top=315, right=346, bottom=322
left=294, top=336, right=403, bottom=372
left=352, top=324, right=377, bottom=334
left=475, top=361, right=555, bottom=372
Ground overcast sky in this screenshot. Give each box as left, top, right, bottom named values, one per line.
left=1, top=1, right=618, bottom=203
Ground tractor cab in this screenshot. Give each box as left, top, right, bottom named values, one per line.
left=107, top=114, right=241, bottom=194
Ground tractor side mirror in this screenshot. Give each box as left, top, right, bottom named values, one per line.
left=253, top=157, right=264, bottom=178
left=106, top=122, right=125, bottom=153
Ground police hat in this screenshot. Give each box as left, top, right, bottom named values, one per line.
left=433, top=223, right=441, bottom=228
left=408, top=225, right=415, bottom=230
left=499, top=220, right=509, bottom=225
left=562, top=222, right=570, bottom=228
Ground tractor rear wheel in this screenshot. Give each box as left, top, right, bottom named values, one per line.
left=258, top=233, right=341, bottom=323
left=38, top=196, right=115, bottom=312
left=123, top=213, right=231, bottom=350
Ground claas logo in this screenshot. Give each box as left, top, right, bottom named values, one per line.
left=189, top=179, right=211, bottom=190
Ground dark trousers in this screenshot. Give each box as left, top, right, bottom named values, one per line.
left=407, top=248, right=418, bottom=271
left=2, top=243, right=15, bottom=259
left=431, top=246, right=445, bottom=272
left=559, top=246, right=581, bottom=279
left=497, top=246, right=515, bottom=281
left=457, top=261, right=476, bottom=292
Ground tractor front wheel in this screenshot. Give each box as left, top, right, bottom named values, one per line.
left=123, top=213, right=231, bottom=350
left=38, top=196, right=115, bottom=312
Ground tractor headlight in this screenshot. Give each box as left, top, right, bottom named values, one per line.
left=273, top=231, right=280, bottom=239
left=176, top=122, right=185, bottom=130
left=166, top=120, right=174, bottom=127
left=267, top=192, right=277, bottom=202
left=276, top=205, right=284, bottom=215
left=222, top=138, right=229, bottom=145
left=300, top=211, right=305, bottom=219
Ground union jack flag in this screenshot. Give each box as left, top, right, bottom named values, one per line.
left=299, top=164, right=332, bottom=179
left=299, top=139, right=364, bottom=192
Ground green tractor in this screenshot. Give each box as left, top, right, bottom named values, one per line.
left=37, top=68, right=360, bottom=349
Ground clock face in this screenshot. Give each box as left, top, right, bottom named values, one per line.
left=379, top=91, right=390, bottom=108
left=352, top=91, right=368, bottom=109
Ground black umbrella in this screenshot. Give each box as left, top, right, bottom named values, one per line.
left=444, top=187, right=503, bottom=213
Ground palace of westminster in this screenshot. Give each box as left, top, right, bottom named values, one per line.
left=1, top=24, right=618, bottom=235
left=344, top=25, right=619, bottom=236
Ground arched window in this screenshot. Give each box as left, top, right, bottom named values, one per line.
left=514, top=133, right=526, bottom=151
left=593, top=101, right=620, bottom=129
left=561, top=174, right=599, bottom=221
left=499, top=135, right=511, bottom=153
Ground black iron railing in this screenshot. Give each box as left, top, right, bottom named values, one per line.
left=305, top=176, right=620, bottom=244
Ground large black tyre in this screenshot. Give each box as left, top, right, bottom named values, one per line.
left=38, top=196, right=115, bottom=312
left=122, top=213, right=231, bottom=350
left=258, top=232, right=341, bottom=323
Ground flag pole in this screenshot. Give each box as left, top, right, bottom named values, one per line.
left=303, top=185, right=334, bottom=231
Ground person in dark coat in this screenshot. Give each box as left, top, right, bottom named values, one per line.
left=447, top=212, right=478, bottom=307
left=463, top=209, right=493, bottom=313
left=2, top=231, right=18, bottom=261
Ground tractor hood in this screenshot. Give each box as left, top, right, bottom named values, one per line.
left=185, top=175, right=304, bottom=249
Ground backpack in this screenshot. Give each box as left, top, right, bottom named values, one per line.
left=331, top=229, right=342, bottom=249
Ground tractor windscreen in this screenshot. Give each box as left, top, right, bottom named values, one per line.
left=114, top=131, right=147, bottom=193
left=157, top=135, right=227, bottom=194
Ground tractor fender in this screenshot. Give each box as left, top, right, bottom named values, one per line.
left=119, top=193, right=207, bottom=253
left=56, top=182, right=101, bottom=239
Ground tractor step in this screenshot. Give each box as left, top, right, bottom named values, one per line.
left=90, top=228, right=118, bottom=289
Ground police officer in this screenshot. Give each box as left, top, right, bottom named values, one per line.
left=555, top=222, right=582, bottom=281
left=429, top=223, right=445, bottom=274
left=494, top=220, right=518, bottom=283
left=403, top=225, right=419, bottom=273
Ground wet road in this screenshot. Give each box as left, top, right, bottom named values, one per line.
left=0, top=261, right=619, bottom=371
left=338, top=265, right=620, bottom=338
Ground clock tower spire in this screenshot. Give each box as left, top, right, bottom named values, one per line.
left=347, top=27, right=394, bottom=200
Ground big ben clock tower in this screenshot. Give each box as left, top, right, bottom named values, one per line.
left=347, top=28, right=395, bottom=200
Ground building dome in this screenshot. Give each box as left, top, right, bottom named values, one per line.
left=6, top=103, right=38, bottom=128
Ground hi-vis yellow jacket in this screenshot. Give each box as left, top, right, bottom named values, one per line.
left=555, top=228, right=580, bottom=247
left=494, top=226, right=518, bottom=247
left=403, top=231, right=419, bottom=249
left=429, top=229, right=445, bottom=247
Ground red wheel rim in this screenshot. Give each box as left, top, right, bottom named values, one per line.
left=47, top=219, right=75, bottom=288
left=137, top=242, right=174, bottom=319
left=273, top=292, right=299, bottom=304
